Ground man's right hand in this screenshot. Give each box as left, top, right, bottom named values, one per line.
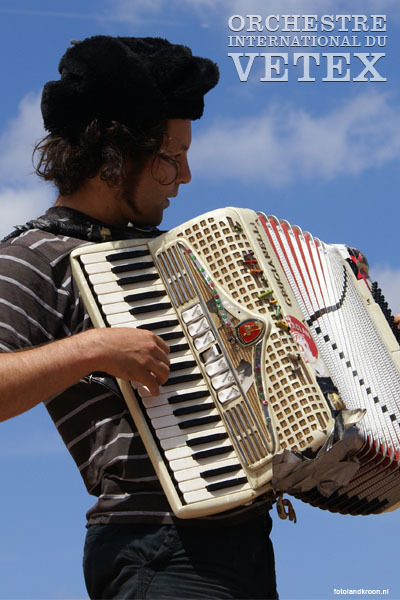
left=92, top=327, right=170, bottom=395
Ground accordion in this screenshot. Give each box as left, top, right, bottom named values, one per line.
left=70, top=207, right=400, bottom=518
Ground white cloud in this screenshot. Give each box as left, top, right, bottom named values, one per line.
left=105, top=0, right=400, bottom=23
left=0, top=92, right=54, bottom=238
left=0, top=91, right=44, bottom=184
left=0, top=186, right=54, bottom=240
left=103, top=0, right=166, bottom=22
left=190, top=90, right=400, bottom=185
left=228, top=0, right=398, bottom=16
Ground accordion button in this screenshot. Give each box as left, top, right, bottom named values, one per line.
left=205, top=357, right=229, bottom=377
left=218, top=385, right=241, bottom=404
left=211, top=371, right=235, bottom=391
left=188, top=317, right=209, bottom=337
left=182, top=303, right=204, bottom=324
left=200, top=345, right=221, bottom=365
left=194, top=331, right=216, bottom=351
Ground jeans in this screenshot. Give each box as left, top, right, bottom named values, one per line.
left=83, top=512, right=278, bottom=599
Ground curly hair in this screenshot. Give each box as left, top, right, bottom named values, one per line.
left=33, top=119, right=168, bottom=196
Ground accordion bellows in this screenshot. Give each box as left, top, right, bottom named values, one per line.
left=259, top=213, right=400, bottom=515
left=70, top=207, right=400, bottom=518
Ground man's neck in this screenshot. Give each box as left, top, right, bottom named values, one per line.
left=55, top=175, right=126, bottom=227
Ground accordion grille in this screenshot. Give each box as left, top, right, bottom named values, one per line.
left=177, top=215, right=268, bottom=314
left=176, top=212, right=332, bottom=453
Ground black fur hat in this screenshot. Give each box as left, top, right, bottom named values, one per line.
left=41, top=35, right=219, bottom=140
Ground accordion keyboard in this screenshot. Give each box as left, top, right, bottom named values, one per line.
left=72, top=242, right=256, bottom=511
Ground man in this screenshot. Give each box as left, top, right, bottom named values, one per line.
left=0, top=36, right=278, bottom=599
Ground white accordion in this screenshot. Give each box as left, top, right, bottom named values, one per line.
left=70, top=207, right=400, bottom=518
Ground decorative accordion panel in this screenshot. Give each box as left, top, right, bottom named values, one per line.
left=258, top=213, right=400, bottom=515
left=70, top=207, right=335, bottom=518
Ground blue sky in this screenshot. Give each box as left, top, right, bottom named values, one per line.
left=1, top=1, right=400, bottom=598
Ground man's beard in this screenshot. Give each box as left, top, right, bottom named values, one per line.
left=118, top=163, right=146, bottom=222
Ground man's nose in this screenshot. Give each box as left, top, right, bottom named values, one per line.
left=178, top=156, right=191, bottom=184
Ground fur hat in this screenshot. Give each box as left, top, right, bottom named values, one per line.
left=41, top=35, right=219, bottom=140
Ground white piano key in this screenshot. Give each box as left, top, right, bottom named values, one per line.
left=84, top=257, right=151, bottom=274
left=175, top=456, right=242, bottom=483
left=181, top=303, right=204, bottom=324
left=170, top=352, right=199, bottom=365
left=151, top=406, right=219, bottom=430
left=106, top=312, right=135, bottom=326
left=97, top=290, right=127, bottom=305
left=102, top=301, right=137, bottom=316
left=88, top=266, right=157, bottom=285
left=183, top=481, right=251, bottom=504
left=167, top=364, right=202, bottom=378
left=157, top=377, right=210, bottom=396
left=98, top=284, right=167, bottom=306
left=101, top=296, right=170, bottom=316
left=170, top=451, right=237, bottom=474
left=107, top=306, right=177, bottom=325
left=159, top=425, right=227, bottom=450
left=80, top=246, right=149, bottom=265
left=155, top=418, right=222, bottom=441
left=139, top=383, right=209, bottom=404
left=179, top=469, right=246, bottom=493
left=114, top=311, right=182, bottom=330
left=164, top=437, right=232, bottom=461
left=93, top=278, right=161, bottom=295
left=146, top=396, right=213, bottom=419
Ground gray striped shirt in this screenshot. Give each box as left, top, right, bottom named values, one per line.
left=0, top=206, right=271, bottom=526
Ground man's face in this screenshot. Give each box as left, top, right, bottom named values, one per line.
left=118, top=119, right=192, bottom=226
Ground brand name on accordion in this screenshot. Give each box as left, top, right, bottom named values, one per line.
left=251, top=223, right=292, bottom=306
left=267, top=259, right=292, bottom=305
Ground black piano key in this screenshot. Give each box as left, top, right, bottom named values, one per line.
left=124, top=290, right=167, bottom=302
left=117, top=273, right=159, bottom=286
left=106, top=250, right=150, bottom=262
left=111, top=261, right=154, bottom=273
left=206, top=476, right=247, bottom=492
left=165, top=373, right=203, bottom=386
left=178, top=414, right=221, bottom=430
left=168, top=390, right=210, bottom=404
left=130, top=302, right=172, bottom=315
left=201, top=463, right=241, bottom=479
left=169, top=360, right=197, bottom=372
left=192, top=445, right=233, bottom=460
left=186, top=432, right=228, bottom=447
left=173, top=402, right=215, bottom=417
left=137, top=319, right=179, bottom=331
left=106, top=249, right=150, bottom=262
left=169, top=343, right=190, bottom=354
left=159, top=331, right=185, bottom=342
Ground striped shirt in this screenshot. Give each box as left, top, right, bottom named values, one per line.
left=0, top=206, right=271, bottom=526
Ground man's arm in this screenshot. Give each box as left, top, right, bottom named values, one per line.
left=0, top=327, right=170, bottom=422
